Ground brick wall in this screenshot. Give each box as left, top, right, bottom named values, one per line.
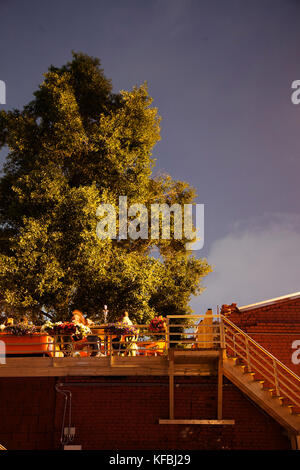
left=1, top=298, right=298, bottom=450
left=0, top=377, right=56, bottom=450
left=225, top=297, right=300, bottom=374
left=0, top=375, right=291, bottom=450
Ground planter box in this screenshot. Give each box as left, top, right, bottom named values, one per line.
left=137, top=341, right=166, bottom=356
left=0, top=333, right=54, bottom=356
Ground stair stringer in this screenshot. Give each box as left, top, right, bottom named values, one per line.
left=223, top=357, right=300, bottom=436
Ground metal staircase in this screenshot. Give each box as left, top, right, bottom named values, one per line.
left=222, top=315, right=300, bottom=448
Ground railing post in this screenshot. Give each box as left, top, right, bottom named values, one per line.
left=217, top=351, right=223, bottom=420
left=245, top=337, right=252, bottom=372
left=168, top=348, right=175, bottom=419
left=53, top=334, right=56, bottom=358
left=273, top=358, right=280, bottom=396
left=104, top=329, right=107, bottom=356
left=220, top=321, right=225, bottom=349
left=233, top=335, right=236, bottom=357
left=166, top=317, right=170, bottom=352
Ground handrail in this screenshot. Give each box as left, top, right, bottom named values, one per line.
left=222, top=315, right=300, bottom=409
left=167, top=314, right=222, bottom=349
left=222, top=315, right=300, bottom=383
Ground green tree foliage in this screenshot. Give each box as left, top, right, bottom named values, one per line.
left=0, top=52, right=211, bottom=323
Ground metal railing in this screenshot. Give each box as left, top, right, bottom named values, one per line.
left=222, top=315, right=300, bottom=411
left=166, top=313, right=223, bottom=350
left=0, top=314, right=224, bottom=358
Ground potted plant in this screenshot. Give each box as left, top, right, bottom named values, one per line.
left=0, top=323, right=53, bottom=356
left=40, top=321, right=91, bottom=340
left=40, top=321, right=92, bottom=356
left=148, top=316, right=167, bottom=336
left=4, top=324, right=37, bottom=336
left=105, top=322, right=138, bottom=337
left=105, top=322, right=139, bottom=355
left=143, top=316, right=167, bottom=355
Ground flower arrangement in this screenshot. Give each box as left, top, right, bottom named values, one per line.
left=4, top=324, right=37, bottom=336
left=41, top=321, right=91, bottom=340
left=72, top=322, right=92, bottom=341
left=105, top=322, right=138, bottom=336
left=41, top=321, right=74, bottom=336
left=148, top=316, right=167, bottom=333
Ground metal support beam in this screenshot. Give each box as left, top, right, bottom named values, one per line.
left=159, top=419, right=235, bottom=425
left=217, top=351, right=223, bottom=420
left=169, top=349, right=174, bottom=420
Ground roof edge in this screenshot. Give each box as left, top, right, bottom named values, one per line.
left=239, top=292, right=300, bottom=312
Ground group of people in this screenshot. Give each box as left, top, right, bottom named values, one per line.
left=71, top=309, right=134, bottom=357
left=1, top=309, right=135, bottom=358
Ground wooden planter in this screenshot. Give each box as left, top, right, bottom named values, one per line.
left=137, top=340, right=166, bottom=356
left=0, top=333, right=54, bottom=356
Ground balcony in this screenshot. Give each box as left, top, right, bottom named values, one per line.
left=0, top=313, right=224, bottom=378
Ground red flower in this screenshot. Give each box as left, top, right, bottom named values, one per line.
left=149, top=316, right=166, bottom=333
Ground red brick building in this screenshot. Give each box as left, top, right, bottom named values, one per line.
left=0, top=292, right=299, bottom=450
left=223, top=291, right=300, bottom=375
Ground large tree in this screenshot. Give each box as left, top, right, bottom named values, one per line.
left=0, top=52, right=211, bottom=323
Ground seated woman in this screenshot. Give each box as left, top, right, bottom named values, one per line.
left=117, top=310, right=139, bottom=356
left=112, top=311, right=131, bottom=354
left=71, top=310, right=103, bottom=357
left=120, top=311, right=133, bottom=325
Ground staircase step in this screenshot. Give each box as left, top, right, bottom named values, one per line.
left=286, top=405, right=300, bottom=417
left=238, top=364, right=254, bottom=374
left=232, top=357, right=240, bottom=365
left=261, top=387, right=275, bottom=397
left=254, top=380, right=265, bottom=389
left=277, top=397, right=285, bottom=406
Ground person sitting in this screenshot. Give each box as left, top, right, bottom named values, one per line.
left=120, top=311, right=133, bottom=325
left=111, top=311, right=133, bottom=355
left=71, top=309, right=103, bottom=357
left=120, top=310, right=139, bottom=356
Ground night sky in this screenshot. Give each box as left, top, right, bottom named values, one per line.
left=1, top=0, right=300, bottom=313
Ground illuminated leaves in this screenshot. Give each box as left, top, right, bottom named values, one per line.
left=0, top=52, right=211, bottom=322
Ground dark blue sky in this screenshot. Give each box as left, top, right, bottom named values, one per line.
left=1, top=0, right=300, bottom=312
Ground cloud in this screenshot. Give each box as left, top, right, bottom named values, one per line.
left=191, top=214, right=300, bottom=314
